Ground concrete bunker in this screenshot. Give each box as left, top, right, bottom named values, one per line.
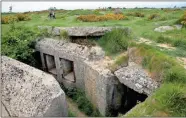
left=35, top=26, right=158, bottom=116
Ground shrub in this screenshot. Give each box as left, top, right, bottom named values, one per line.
left=77, top=13, right=127, bottom=22
left=97, top=28, right=131, bottom=55
left=2, top=24, right=42, bottom=67
left=16, top=13, right=31, bottom=21
left=1, top=15, right=18, bottom=24
left=148, top=14, right=160, bottom=20
left=1, top=13, right=31, bottom=24
left=126, top=12, right=145, bottom=17
left=60, top=30, right=69, bottom=40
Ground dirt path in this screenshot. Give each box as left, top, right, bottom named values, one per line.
left=176, top=57, right=186, bottom=69
left=137, top=37, right=175, bottom=50
left=66, top=96, right=87, bottom=117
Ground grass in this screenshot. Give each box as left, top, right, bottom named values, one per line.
left=125, top=43, right=186, bottom=116
left=61, top=85, right=102, bottom=117
left=68, top=110, right=77, bottom=117
left=126, top=83, right=186, bottom=117
left=109, top=54, right=128, bottom=72
left=97, top=28, right=132, bottom=55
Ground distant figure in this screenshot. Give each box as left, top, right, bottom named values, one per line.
left=9, top=6, right=12, bottom=13
left=48, top=9, right=56, bottom=19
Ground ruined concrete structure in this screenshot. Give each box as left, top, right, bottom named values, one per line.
left=1, top=56, right=68, bottom=117
left=38, top=26, right=113, bottom=36
left=35, top=26, right=158, bottom=116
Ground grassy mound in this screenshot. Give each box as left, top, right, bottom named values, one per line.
left=97, top=28, right=132, bottom=55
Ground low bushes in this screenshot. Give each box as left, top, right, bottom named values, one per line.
left=16, top=13, right=31, bottom=21
left=1, top=15, right=18, bottom=24
left=2, top=24, right=42, bottom=67
left=77, top=13, right=127, bottom=22
left=97, top=28, right=131, bottom=55
left=126, top=12, right=145, bottom=17
left=148, top=14, right=160, bottom=20
left=2, top=13, right=31, bottom=24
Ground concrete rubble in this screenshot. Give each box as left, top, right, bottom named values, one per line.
left=1, top=56, right=68, bottom=117
left=115, top=62, right=158, bottom=95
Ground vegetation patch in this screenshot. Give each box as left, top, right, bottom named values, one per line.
left=68, top=110, right=77, bottom=117
left=126, top=43, right=186, bottom=117
left=109, top=54, right=128, bottom=72
left=126, top=12, right=145, bottom=17
left=97, top=28, right=131, bottom=55
left=77, top=13, right=127, bottom=22
left=61, top=85, right=102, bottom=117
left=60, top=30, right=70, bottom=40
left=2, top=24, right=42, bottom=67
left=148, top=14, right=160, bottom=20
left=2, top=13, right=31, bottom=24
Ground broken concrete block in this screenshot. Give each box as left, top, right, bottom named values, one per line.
left=1, top=56, right=68, bottom=117
left=114, top=63, right=158, bottom=95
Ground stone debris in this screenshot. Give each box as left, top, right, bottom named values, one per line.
left=1, top=56, right=68, bottom=117
left=88, top=46, right=105, bottom=61
left=154, top=25, right=182, bottom=32
left=115, top=62, right=158, bottom=95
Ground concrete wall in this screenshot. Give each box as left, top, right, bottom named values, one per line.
left=35, top=38, right=90, bottom=90
left=83, top=60, right=122, bottom=116
left=1, top=56, right=68, bottom=117
left=35, top=38, right=124, bottom=116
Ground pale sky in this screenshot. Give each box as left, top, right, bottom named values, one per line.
left=2, top=2, right=186, bottom=12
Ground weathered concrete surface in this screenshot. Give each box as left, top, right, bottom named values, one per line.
left=88, top=46, right=105, bottom=61
left=35, top=38, right=89, bottom=89
left=2, top=102, right=10, bottom=117
left=1, top=56, right=68, bottom=117
left=38, top=26, right=131, bottom=37
left=115, top=62, right=158, bottom=95
left=83, top=60, right=123, bottom=116
left=38, top=26, right=113, bottom=36
left=154, top=25, right=182, bottom=32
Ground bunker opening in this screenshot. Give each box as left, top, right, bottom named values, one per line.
left=109, top=83, right=148, bottom=117
left=60, top=58, right=76, bottom=83
left=44, top=54, right=57, bottom=75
